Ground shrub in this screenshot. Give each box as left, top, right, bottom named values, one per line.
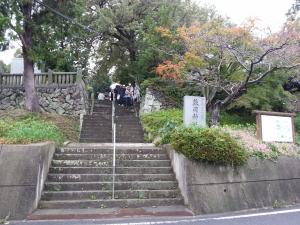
left=170, top=126, right=247, bottom=166
left=141, top=109, right=182, bottom=142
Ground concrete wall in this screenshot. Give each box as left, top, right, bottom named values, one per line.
left=0, top=142, right=55, bottom=219
left=0, top=86, right=86, bottom=116
left=165, top=145, right=300, bottom=215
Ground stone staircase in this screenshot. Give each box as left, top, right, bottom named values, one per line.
left=31, top=100, right=192, bottom=219
left=80, top=100, right=144, bottom=143
left=115, top=104, right=144, bottom=143
left=37, top=145, right=184, bottom=211
left=79, top=100, right=112, bottom=143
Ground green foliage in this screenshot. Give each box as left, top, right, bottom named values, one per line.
left=141, top=109, right=182, bottom=142
left=0, top=115, right=64, bottom=144
left=91, top=72, right=111, bottom=94
left=229, top=71, right=295, bottom=112
left=141, top=77, right=203, bottom=106
left=159, top=120, right=178, bottom=144
left=0, top=60, right=10, bottom=73
left=220, top=111, right=255, bottom=127
left=170, top=126, right=247, bottom=166
left=295, top=113, right=300, bottom=133
left=141, top=108, right=255, bottom=144
left=250, top=144, right=280, bottom=160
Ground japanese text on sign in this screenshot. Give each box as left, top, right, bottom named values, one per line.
left=184, top=96, right=206, bottom=127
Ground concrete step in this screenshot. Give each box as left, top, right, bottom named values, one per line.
left=29, top=206, right=193, bottom=220
left=47, top=174, right=176, bottom=182
left=115, top=121, right=141, bottom=125
left=82, top=119, right=112, bottom=123
left=116, top=139, right=144, bottom=143
left=41, top=190, right=181, bottom=201
left=39, top=198, right=184, bottom=209
left=57, top=147, right=165, bottom=154
left=80, top=129, right=112, bottom=132
left=44, top=181, right=179, bottom=191
left=82, top=117, right=111, bottom=120
left=82, top=121, right=112, bottom=124
left=115, top=130, right=144, bottom=134
left=79, top=139, right=112, bottom=143
left=52, top=160, right=171, bottom=167
left=116, top=134, right=144, bottom=138
left=49, top=167, right=174, bottom=174
left=79, top=134, right=112, bottom=139
left=81, top=123, right=112, bottom=126
left=53, top=153, right=169, bottom=160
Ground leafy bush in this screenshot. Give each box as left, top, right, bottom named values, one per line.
left=159, top=120, right=178, bottom=144
left=170, top=126, right=247, bottom=166
left=0, top=117, right=64, bottom=144
left=141, top=109, right=182, bottom=142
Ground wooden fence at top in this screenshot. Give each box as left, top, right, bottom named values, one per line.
left=0, top=70, right=82, bottom=88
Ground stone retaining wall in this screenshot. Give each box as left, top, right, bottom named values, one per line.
left=0, top=86, right=86, bottom=116
left=165, top=145, right=300, bottom=215
left=0, top=142, right=55, bottom=220
left=140, top=88, right=178, bottom=114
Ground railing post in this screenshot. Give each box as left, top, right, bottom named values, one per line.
left=76, top=69, right=83, bottom=84
left=48, top=69, right=53, bottom=85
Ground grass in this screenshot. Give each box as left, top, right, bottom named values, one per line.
left=0, top=109, right=79, bottom=145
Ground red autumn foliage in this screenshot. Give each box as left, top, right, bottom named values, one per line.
left=155, top=60, right=180, bottom=80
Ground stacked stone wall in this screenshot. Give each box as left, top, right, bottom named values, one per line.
left=139, top=88, right=178, bottom=114
left=0, top=86, right=86, bottom=117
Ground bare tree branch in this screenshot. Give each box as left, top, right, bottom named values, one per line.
left=248, top=63, right=300, bottom=84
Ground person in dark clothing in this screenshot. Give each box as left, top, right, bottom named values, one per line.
left=114, top=85, right=121, bottom=104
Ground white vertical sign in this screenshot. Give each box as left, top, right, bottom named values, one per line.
left=184, top=96, right=206, bottom=127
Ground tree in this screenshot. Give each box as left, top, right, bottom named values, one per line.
left=87, top=0, right=214, bottom=83
left=287, top=0, right=300, bottom=20
left=156, top=20, right=300, bottom=126
left=0, top=60, right=10, bottom=73
left=32, top=0, right=91, bottom=72
left=0, top=0, right=42, bottom=111
left=0, top=0, right=89, bottom=111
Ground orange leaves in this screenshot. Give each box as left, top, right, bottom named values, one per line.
left=155, top=26, right=172, bottom=38
left=155, top=60, right=181, bottom=80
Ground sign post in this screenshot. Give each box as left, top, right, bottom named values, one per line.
left=184, top=96, right=206, bottom=127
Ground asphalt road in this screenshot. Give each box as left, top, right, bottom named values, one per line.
left=9, top=207, right=300, bottom=225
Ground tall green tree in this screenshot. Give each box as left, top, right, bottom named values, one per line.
left=0, top=0, right=41, bottom=111
left=0, top=0, right=90, bottom=111
left=88, top=0, right=214, bottom=83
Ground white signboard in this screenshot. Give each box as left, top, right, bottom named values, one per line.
left=261, top=115, right=293, bottom=142
left=184, top=96, right=206, bottom=127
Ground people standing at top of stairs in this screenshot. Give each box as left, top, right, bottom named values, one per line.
left=110, top=82, right=139, bottom=107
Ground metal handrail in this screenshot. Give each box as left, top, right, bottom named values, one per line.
left=112, top=123, right=116, bottom=200
left=111, top=97, right=116, bottom=200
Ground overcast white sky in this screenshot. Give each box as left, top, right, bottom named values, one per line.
left=0, top=0, right=295, bottom=65
left=197, top=0, right=294, bottom=31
